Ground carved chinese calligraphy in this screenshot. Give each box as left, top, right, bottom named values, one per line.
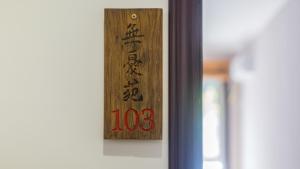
left=104, top=9, right=162, bottom=140
left=122, top=23, right=144, bottom=102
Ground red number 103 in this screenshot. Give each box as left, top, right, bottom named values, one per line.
left=112, top=108, right=155, bottom=132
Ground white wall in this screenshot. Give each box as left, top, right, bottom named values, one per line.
left=237, top=1, right=300, bottom=169
left=0, top=1, right=168, bottom=169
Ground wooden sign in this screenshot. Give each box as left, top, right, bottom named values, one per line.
left=104, top=9, right=163, bottom=140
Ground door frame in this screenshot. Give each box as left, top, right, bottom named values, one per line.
left=169, top=0, right=203, bottom=169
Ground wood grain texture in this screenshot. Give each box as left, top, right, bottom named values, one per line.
left=104, top=9, right=163, bottom=140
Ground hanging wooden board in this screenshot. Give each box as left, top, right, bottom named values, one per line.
left=104, top=9, right=163, bottom=140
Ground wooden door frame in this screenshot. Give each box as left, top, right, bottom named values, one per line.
left=169, top=0, right=203, bottom=169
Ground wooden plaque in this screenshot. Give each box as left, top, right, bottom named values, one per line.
left=104, top=9, right=163, bottom=140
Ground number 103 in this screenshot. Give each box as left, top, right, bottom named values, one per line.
left=111, top=108, right=155, bottom=132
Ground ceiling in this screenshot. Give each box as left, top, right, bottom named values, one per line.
left=203, top=0, right=288, bottom=57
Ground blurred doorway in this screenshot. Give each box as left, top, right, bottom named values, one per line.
left=203, top=59, right=230, bottom=169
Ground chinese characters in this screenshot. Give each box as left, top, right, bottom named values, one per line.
left=122, top=23, right=144, bottom=102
